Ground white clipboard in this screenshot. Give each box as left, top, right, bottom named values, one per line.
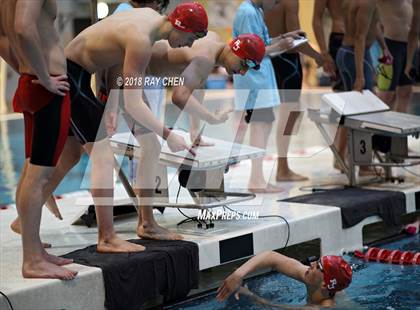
left=270, top=37, right=308, bottom=57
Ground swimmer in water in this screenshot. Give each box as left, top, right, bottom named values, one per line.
left=217, top=251, right=352, bottom=308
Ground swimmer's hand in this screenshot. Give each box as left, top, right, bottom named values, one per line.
left=320, top=53, right=336, bottom=78
left=404, top=66, right=412, bottom=80
left=216, top=271, right=243, bottom=302
left=32, top=74, right=70, bottom=96
left=353, top=76, right=365, bottom=93
left=404, top=65, right=416, bottom=81
left=105, top=111, right=118, bottom=137
left=234, top=285, right=253, bottom=300
left=166, top=131, right=196, bottom=156
left=382, top=47, right=394, bottom=65
left=283, top=29, right=307, bottom=40
left=208, top=108, right=233, bottom=125
left=276, top=37, right=295, bottom=53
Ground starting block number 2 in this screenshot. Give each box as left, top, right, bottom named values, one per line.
left=154, top=165, right=169, bottom=203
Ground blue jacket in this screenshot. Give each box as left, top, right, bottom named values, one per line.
left=233, top=0, right=280, bottom=110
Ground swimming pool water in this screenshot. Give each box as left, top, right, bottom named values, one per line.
left=173, top=235, right=420, bottom=310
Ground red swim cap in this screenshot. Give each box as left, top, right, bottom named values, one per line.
left=321, top=256, right=352, bottom=293
left=168, top=2, right=208, bottom=36
left=229, top=34, right=266, bottom=70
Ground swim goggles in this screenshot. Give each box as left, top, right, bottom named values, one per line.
left=317, top=258, right=324, bottom=272
left=195, top=30, right=208, bottom=39
left=241, top=59, right=261, bottom=71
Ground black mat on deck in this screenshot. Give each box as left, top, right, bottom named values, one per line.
left=62, top=239, right=198, bottom=310
left=281, top=188, right=406, bottom=228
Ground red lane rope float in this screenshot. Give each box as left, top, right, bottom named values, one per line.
left=353, top=247, right=420, bottom=265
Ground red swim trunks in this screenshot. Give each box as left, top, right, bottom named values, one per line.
left=13, top=74, right=71, bottom=167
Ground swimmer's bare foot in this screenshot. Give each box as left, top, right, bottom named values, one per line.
left=137, top=223, right=183, bottom=240
left=43, top=251, right=73, bottom=266
left=97, top=234, right=145, bottom=253
left=22, top=258, right=77, bottom=280
left=276, top=170, right=308, bottom=182
left=248, top=183, right=284, bottom=193
left=10, top=217, right=52, bottom=248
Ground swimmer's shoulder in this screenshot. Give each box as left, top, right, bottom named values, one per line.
left=107, top=8, right=162, bottom=36
left=206, top=31, right=223, bottom=42
left=192, top=31, right=223, bottom=58
left=112, top=7, right=160, bottom=18
left=153, top=32, right=222, bottom=66
left=195, top=31, right=222, bottom=47
left=110, top=9, right=162, bottom=47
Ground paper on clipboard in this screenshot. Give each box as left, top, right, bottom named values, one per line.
left=269, top=37, right=308, bottom=57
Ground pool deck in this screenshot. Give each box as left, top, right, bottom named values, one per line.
left=1, top=143, right=420, bottom=310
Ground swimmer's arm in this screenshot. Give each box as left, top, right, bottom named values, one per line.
left=268, top=252, right=308, bottom=282
left=186, top=88, right=205, bottom=136
left=189, top=115, right=201, bottom=144
left=375, top=23, right=390, bottom=59
left=0, top=36, right=19, bottom=72
left=282, top=0, right=323, bottom=66
left=406, top=0, right=420, bottom=75
left=353, top=1, right=373, bottom=90
left=312, top=0, right=328, bottom=55
left=241, top=251, right=306, bottom=283
left=186, top=87, right=216, bottom=146
left=123, top=38, right=170, bottom=139
left=266, top=40, right=290, bottom=55
left=292, top=42, right=323, bottom=68
left=172, top=57, right=220, bottom=123
left=106, top=65, right=123, bottom=91
left=217, top=252, right=307, bottom=302
left=104, top=65, right=122, bottom=113
left=14, top=0, right=50, bottom=83
left=283, top=0, right=301, bottom=35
